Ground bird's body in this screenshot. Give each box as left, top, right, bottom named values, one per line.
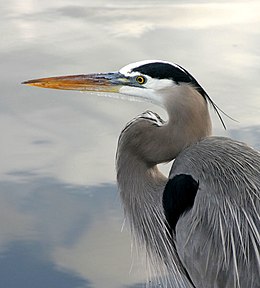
left=117, top=109, right=260, bottom=288
left=172, top=137, right=260, bottom=288
left=23, top=60, right=260, bottom=287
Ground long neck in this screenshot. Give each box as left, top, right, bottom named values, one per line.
left=163, top=85, right=212, bottom=159
left=117, top=146, right=167, bottom=245
left=117, top=150, right=194, bottom=286
left=116, top=86, right=212, bottom=286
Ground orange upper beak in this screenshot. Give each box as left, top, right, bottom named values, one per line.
left=22, top=72, right=127, bottom=93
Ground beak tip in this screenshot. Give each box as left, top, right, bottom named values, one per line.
left=22, top=79, right=49, bottom=88
left=22, top=80, right=36, bottom=86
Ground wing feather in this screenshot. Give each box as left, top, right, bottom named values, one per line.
left=169, top=137, right=260, bottom=288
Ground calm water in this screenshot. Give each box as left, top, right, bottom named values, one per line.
left=1, top=0, right=260, bottom=287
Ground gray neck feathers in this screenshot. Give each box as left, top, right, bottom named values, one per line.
left=117, top=154, right=192, bottom=286
left=116, top=85, right=211, bottom=286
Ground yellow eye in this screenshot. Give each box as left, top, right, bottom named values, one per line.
left=136, top=76, right=146, bottom=85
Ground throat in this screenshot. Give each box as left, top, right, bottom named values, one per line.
left=117, top=154, right=171, bottom=265
left=117, top=154, right=168, bottom=247
left=116, top=155, right=193, bottom=286
left=117, top=156, right=167, bottom=214
left=119, top=164, right=167, bottom=206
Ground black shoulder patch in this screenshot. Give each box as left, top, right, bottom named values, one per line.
left=163, top=174, right=199, bottom=234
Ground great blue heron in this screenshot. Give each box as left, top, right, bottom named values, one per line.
left=23, top=60, right=260, bottom=288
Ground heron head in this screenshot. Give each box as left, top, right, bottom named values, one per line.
left=22, top=60, right=208, bottom=106
left=23, top=60, right=227, bottom=126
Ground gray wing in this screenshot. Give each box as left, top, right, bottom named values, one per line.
left=169, top=136, right=260, bottom=288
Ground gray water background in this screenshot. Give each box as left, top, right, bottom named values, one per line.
left=1, top=0, right=260, bottom=287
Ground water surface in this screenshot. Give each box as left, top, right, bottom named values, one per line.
left=1, top=0, right=259, bottom=287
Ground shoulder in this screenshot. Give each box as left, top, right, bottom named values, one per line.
left=165, top=137, right=260, bottom=287
left=165, top=135, right=260, bottom=236
left=180, top=136, right=259, bottom=159
left=170, top=136, right=260, bottom=180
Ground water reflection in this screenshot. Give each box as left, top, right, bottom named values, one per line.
left=0, top=173, right=146, bottom=287
left=1, top=0, right=259, bottom=287
left=1, top=124, right=259, bottom=288
left=0, top=241, right=91, bottom=288
left=229, top=125, right=260, bottom=150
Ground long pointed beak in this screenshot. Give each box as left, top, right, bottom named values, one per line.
left=22, top=72, right=127, bottom=93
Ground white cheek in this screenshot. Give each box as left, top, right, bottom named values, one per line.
left=119, top=86, right=163, bottom=106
